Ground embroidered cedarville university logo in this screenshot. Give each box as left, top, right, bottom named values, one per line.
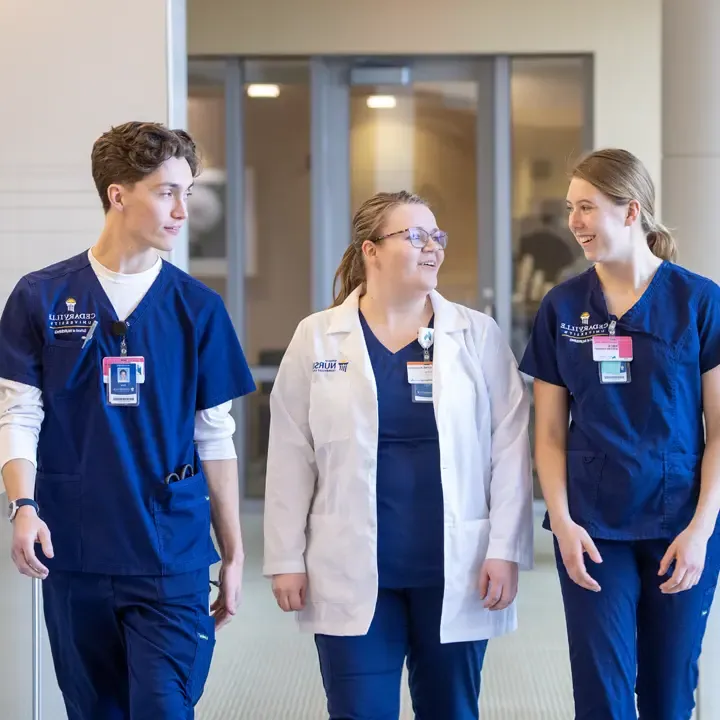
left=580, top=311, right=590, bottom=326
left=313, top=360, right=349, bottom=373
left=48, top=297, right=97, bottom=337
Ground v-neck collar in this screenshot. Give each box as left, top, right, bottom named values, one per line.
left=359, top=311, right=435, bottom=358
left=75, top=250, right=169, bottom=328
left=589, top=260, right=668, bottom=326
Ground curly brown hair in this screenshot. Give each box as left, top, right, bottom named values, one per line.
left=91, top=121, right=200, bottom=213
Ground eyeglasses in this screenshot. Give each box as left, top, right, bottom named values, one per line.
left=375, top=227, right=448, bottom=250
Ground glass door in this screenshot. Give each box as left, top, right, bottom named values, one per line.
left=188, top=54, right=592, bottom=507
left=311, top=55, right=512, bottom=323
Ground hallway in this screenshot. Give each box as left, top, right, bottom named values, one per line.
left=0, top=512, right=574, bottom=719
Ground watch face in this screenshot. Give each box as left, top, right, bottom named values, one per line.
left=7, top=502, right=14, bottom=519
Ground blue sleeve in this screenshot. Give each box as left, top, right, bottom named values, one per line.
left=518, top=295, right=565, bottom=387
left=196, top=294, right=256, bottom=411
left=0, top=277, right=43, bottom=389
left=698, top=279, right=720, bottom=375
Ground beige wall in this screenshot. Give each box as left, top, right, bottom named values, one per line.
left=187, top=0, right=662, bottom=195
left=0, top=0, right=180, bottom=311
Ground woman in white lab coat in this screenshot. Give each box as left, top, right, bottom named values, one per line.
left=263, top=191, right=534, bottom=719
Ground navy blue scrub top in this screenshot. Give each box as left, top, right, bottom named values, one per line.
left=0, top=252, right=256, bottom=575
left=359, top=312, right=444, bottom=588
left=520, top=261, right=720, bottom=541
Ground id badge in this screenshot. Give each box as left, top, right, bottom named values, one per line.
left=412, top=383, right=433, bottom=403
left=102, top=356, right=145, bottom=384
left=107, top=362, right=140, bottom=406
left=407, top=361, right=433, bottom=385
left=599, top=360, right=631, bottom=384
left=592, top=336, right=633, bottom=362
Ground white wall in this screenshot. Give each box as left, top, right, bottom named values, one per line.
left=188, top=0, right=663, bottom=200
left=0, top=0, right=186, bottom=312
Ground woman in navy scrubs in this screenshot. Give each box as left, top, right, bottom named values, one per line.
left=520, top=148, right=720, bottom=719
left=264, top=191, right=534, bottom=719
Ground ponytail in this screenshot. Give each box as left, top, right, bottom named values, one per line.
left=331, top=191, right=428, bottom=308
left=331, top=244, right=365, bottom=307
left=647, top=222, right=677, bottom=262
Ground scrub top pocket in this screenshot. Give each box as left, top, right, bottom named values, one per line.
left=35, top=472, right=82, bottom=567
left=42, top=342, right=93, bottom=396
left=566, top=451, right=605, bottom=531
left=663, top=452, right=701, bottom=530
left=152, top=472, right=212, bottom=569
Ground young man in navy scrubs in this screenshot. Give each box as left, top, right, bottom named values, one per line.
left=0, top=122, right=256, bottom=719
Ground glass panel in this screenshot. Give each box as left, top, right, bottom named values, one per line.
left=243, top=61, right=312, bottom=500
left=350, top=81, right=479, bottom=307
left=511, top=57, right=591, bottom=357
left=187, top=62, right=228, bottom=302
left=510, top=57, right=592, bottom=499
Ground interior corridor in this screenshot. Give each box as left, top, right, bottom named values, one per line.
left=0, top=512, right=575, bottom=719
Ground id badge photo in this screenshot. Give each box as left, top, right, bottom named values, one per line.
left=107, top=362, right=140, bottom=406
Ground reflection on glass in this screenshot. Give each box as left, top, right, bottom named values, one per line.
left=187, top=67, right=228, bottom=301
left=243, top=63, right=311, bottom=499
left=350, top=82, right=478, bottom=307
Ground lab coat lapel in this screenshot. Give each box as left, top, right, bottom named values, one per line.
left=430, top=290, right=468, bottom=383
left=327, top=288, right=377, bottom=399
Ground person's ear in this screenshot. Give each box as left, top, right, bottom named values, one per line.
left=107, top=184, right=125, bottom=212
left=361, top=240, right=378, bottom=260
left=626, top=199, right=641, bottom=227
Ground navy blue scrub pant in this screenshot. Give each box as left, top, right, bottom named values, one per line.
left=555, top=534, right=720, bottom=720
left=42, top=569, right=215, bottom=720
left=314, top=586, right=488, bottom=720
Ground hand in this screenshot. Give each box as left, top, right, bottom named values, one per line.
left=210, top=560, right=243, bottom=630
left=553, top=518, right=603, bottom=592
left=478, top=559, right=519, bottom=610
left=272, top=573, right=307, bottom=612
left=658, top=525, right=709, bottom=594
left=11, top=508, right=53, bottom=579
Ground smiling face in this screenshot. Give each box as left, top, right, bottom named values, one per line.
left=363, top=202, right=446, bottom=295
left=565, top=177, right=641, bottom=264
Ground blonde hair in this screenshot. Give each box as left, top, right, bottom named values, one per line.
left=571, top=148, right=677, bottom=262
left=331, top=190, right=427, bottom=307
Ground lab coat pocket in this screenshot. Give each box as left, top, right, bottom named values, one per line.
left=566, top=451, right=604, bottom=529
left=186, top=610, right=216, bottom=705
left=305, top=514, right=356, bottom=605
left=447, top=519, right=491, bottom=595
left=152, top=471, right=211, bottom=567
left=663, top=452, right=701, bottom=526
left=35, top=472, right=82, bottom=567
left=42, top=342, right=93, bottom=396
left=308, top=376, right=352, bottom=444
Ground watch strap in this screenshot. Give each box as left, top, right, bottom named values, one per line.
left=8, top=498, right=39, bottom=521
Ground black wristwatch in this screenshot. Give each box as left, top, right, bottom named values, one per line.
left=7, top=498, right=39, bottom=522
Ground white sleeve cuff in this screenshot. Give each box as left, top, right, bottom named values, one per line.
left=0, top=379, right=43, bottom=471
left=196, top=437, right=238, bottom=462
left=0, top=426, right=39, bottom=471
left=194, top=401, right=237, bottom=461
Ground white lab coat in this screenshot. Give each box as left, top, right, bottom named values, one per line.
left=263, top=287, right=534, bottom=643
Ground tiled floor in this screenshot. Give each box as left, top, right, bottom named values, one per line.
left=0, top=512, right=575, bottom=719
